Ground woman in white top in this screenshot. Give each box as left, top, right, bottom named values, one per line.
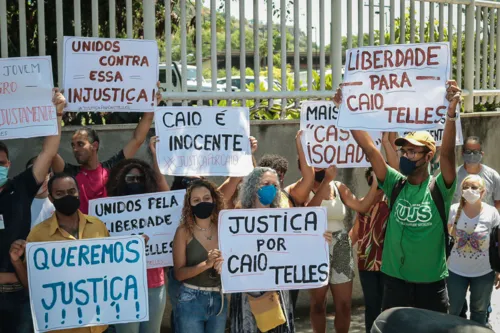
left=307, top=166, right=378, bottom=333
left=447, top=174, right=500, bottom=325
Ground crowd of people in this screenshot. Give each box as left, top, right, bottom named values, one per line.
left=0, top=79, right=499, bottom=333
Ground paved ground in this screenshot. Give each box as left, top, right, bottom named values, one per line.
left=489, top=289, right=500, bottom=332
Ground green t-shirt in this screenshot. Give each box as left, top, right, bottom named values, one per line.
left=379, top=166, right=456, bottom=283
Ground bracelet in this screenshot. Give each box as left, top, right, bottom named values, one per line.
left=56, top=112, right=63, bottom=117
left=446, top=113, right=457, bottom=122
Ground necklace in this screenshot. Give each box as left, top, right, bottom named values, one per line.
left=195, top=222, right=213, bottom=240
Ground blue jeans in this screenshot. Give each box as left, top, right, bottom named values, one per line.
left=175, top=285, right=227, bottom=333
left=115, top=285, right=167, bottom=333
left=167, top=268, right=182, bottom=333
left=447, top=270, right=495, bottom=325
left=359, top=270, right=384, bottom=333
left=0, top=289, right=33, bottom=333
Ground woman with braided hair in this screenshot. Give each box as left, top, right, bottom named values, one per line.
left=447, top=174, right=500, bottom=325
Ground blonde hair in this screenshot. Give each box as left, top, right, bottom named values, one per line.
left=450, top=174, right=486, bottom=238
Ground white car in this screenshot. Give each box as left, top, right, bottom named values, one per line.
left=216, top=76, right=282, bottom=92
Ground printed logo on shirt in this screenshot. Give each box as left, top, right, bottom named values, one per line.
left=394, top=199, right=433, bottom=227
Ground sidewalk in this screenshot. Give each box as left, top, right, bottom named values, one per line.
left=295, top=306, right=366, bottom=333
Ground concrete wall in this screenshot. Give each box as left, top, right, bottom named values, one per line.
left=5, top=112, right=500, bottom=331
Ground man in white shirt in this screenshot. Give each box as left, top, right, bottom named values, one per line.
left=25, top=157, right=55, bottom=228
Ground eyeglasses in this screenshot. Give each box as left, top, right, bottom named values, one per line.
left=397, top=148, right=427, bottom=159
left=463, top=150, right=482, bottom=155
left=125, top=175, right=145, bottom=183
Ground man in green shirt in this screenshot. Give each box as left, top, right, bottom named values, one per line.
left=334, top=80, right=462, bottom=313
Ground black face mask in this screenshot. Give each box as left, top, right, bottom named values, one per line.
left=125, top=183, right=146, bottom=195
left=191, top=202, right=215, bottom=219
left=53, top=195, right=80, bottom=216
left=315, top=170, right=326, bottom=182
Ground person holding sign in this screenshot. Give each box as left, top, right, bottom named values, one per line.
left=106, top=158, right=167, bottom=333
left=50, top=83, right=163, bottom=214
left=307, top=165, right=378, bottom=333
left=335, top=81, right=462, bottom=313
left=25, top=156, right=55, bottom=228
left=0, top=88, right=65, bottom=333
left=172, top=179, right=226, bottom=333
left=9, top=173, right=110, bottom=333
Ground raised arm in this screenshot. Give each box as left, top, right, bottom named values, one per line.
left=173, top=227, right=219, bottom=281
left=382, top=132, right=399, bottom=171
left=307, top=166, right=337, bottom=207
left=440, top=80, right=461, bottom=188
left=337, top=174, right=379, bottom=214
left=333, top=87, right=387, bottom=182
left=287, top=130, right=315, bottom=206
left=149, top=136, right=169, bottom=192
left=33, top=89, right=65, bottom=183
left=219, top=136, right=258, bottom=207
left=123, top=112, right=154, bottom=159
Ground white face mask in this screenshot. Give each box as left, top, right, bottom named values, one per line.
left=462, top=188, right=481, bottom=204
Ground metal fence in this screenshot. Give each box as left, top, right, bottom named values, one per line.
left=1, top=0, right=500, bottom=115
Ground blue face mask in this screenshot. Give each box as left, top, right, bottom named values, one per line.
left=257, top=185, right=277, bottom=206
left=0, top=166, right=8, bottom=187
left=399, top=156, right=427, bottom=176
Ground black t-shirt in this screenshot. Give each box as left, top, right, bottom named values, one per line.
left=0, top=168, right=40, bottom=273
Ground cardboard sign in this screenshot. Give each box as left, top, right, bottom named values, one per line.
left=301, top=101, right=382, bottom=168
left=27, top=236, right=149, bottom=332
left=338, top=43, right=451, bottom=131
left=0, top=57, right=57, bottom=140
left=218, top=207, right=329, bottom=293
left=63, top=36, right=158, bottom=112
left=89, top=191, right=185, bottom=268
left=154, top=107, right=253, bottom=176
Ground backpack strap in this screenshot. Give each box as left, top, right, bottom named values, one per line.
left=281, top=190, right=296, bottom=207
left=428, top=177, right=448, bottom=233
left=390, top=178, right=407, bottom=210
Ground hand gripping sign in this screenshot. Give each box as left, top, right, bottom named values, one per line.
left=27, top=236, right=149, bottom=332
left=337, top=42, right=451, bottom=131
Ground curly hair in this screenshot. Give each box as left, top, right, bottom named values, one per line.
left=258, top=154, right=289, bottom=176
left=239, top=167, right=281, bottom=209
left=106, top=158, right=158, bottom=197
left=180, top=179, right=225, bottom=235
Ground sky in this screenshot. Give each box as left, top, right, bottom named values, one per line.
left=201, top=0, right=461, bottom=46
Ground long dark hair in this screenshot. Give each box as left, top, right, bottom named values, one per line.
left=106, top=158, right=158, bottom=197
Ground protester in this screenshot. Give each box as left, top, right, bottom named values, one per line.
left=336, top=80, right=462, bottom=313
left=0, top=89, right=65, bottom=333
left=25, top=156, right=55, bottom=228
left=107, top=159, right=166, bottom=333
left=227, top=167, right=296, bottom=333
left=9, top=173, right=110, bottom=333
left=349, top=168, right=389, bottom=333
left=172, top=179, right=226, bottom=333
left=447, top=174, right=500, bottom=325
left=454, top=136, right=500, bottom=209
left=307, top=165, right=378, bottom=333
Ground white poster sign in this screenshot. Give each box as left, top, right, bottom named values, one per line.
left=89, top=191, right=185, bottom=268
left=27, top=236, right=149, bottom=332
left=154, top=107, right=253, bottom=176
left=218, top=207, right=329, bottom=293
left=301, top=101, right=382, bottom=168
left=400, top=114, right=463, bottom=147
left=0, top=57, right=57, bottom=140
left=338, top=42, right=451, bottom=131
left=63, top=36, right=158, bottom=112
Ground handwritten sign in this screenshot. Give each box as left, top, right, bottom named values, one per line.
left=218, top=207, right=329, bottom=293
left=89, top=191, right=185, bottom=268
left=300, top=101, right=382, bottom=168
left=338, top=43, right=451, bottom=131
left=63, top=36, right=158, bottom=112
left=0, top=57, right=57, bottom=140
left=154, top=106, right=253, bottom=176
left=27, top=236, right=149, bottom=332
